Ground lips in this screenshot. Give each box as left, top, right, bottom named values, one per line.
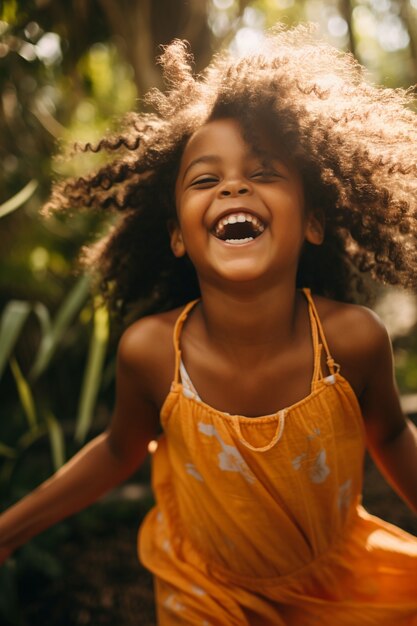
left=211, top=211, right=266, bottom=244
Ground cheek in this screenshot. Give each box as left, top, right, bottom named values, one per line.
left=270, top=192, right=306, bottom=229
left=176, top=192, right=210, bottom=227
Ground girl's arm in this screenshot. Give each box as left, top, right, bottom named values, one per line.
left=0, top=321, right=160, bottom=562
left=360, top=315, right=417, bottom=513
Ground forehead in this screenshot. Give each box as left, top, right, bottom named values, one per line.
left=179, top=118, right=297, bottom=176
left=180, top=118, right=249, bottom=164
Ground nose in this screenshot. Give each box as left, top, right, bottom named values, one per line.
left=218, top=179, right=251, bottom=198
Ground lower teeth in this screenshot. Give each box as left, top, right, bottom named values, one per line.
left=225, top=237, right=254, bottom=244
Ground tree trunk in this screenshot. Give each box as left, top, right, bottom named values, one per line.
left=98, top=0, right=213, bottom=96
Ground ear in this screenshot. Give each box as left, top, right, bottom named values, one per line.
left=168, top=219, right=187, bottom=258
left=305, top=210, right=325, bottom=245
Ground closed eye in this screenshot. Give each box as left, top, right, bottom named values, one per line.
left=251, top=169, right=285, bottom=180
left=189, top=176, right=219, bottom=188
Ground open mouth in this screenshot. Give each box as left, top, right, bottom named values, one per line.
left=211, top=212, right=265, bottom=244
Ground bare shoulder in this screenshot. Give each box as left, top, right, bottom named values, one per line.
left=118, top=308, right=180, bottom=364
left=117, top=306, right=185, bottom=407
left=313, top=295, right=388, bottom=354
left=312, top=294, right=390, bottom=397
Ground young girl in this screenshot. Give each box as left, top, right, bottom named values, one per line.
left=1, top=23, right=417, bottom=625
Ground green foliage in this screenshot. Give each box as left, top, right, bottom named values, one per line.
left=45, top=411, right=66, bottom=471
left=0, top=180, right=38, bottom=219
left=9, top=357, right=37, bottom=430
left=29, top=275, right=91, bottom=380
left=0, top=274, right=110, bottom=490
left=0, top=301, right=36, bottom=380
left=75, top=300, right=109, bottom=444
left=395, top=344, right=417, bottom=394
left=0, top=560, right=19, bottom=625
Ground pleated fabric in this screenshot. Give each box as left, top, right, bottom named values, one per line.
left=139, top=289, right=417, bottom=625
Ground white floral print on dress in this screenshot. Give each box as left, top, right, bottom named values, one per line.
left=198, top=422, right=256, bottom=484
left=292, top=428, right=330, bottom=484
left=163, top=593, right=184, bottom=612
left=309, top=449, right=331, bottom=483
left=185, top=462, right=204, bottom=482
left=338, top=478, right=352, bottom=514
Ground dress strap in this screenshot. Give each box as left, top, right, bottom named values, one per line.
left=302, top=287, right=340, bottom=387
left=172, top=299, right=200, bottom=386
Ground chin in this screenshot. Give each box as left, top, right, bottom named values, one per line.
left=216, top=268, right=268, bottom=284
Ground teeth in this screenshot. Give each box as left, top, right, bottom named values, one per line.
left=214, top=212, right=265, bottom=236
left=225, top=237, right=254, bottom=244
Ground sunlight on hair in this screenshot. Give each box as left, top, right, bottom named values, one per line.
left=148, top=440, right=158, bottom=454
left=242, top=6, right=265, bottom=29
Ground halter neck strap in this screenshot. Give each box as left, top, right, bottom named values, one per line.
left=171, top=290, right=339, bottom=390
left=172, top=299, right=200, bottom=386
left=302, top=287, right=339, bottom=387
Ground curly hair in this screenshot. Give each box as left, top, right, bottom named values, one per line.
left=44, top=23, right=417, bottom=319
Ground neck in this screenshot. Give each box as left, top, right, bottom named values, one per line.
left=197, top=279, right=304, bottom=361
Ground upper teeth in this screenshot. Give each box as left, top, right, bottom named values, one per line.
left=214, top=212, right=265, bottom=236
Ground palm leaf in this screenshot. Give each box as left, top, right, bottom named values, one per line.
left=0, top=300, right=52, bottom=382
left=9, top=357, right=37, bottom=429
left=75, top=303, right=109, bottom=444
left=0, top=180, right=38, bottom=218
left=0, top=301, right=32, bottom=380
left=30, top=274, right=91, bottom=380
left=45, top=410, right=66, bottom=470
left=0, top=442, right=16, bottom=460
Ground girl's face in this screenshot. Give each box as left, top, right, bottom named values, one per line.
left=172, top=118, right=323, bottom=289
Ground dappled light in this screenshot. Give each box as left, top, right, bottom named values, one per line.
left=1, top=1, right=417, bottom=623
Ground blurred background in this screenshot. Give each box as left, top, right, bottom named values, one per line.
left=1, top=0, right=417, bottom=624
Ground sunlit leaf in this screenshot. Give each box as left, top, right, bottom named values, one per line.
left=0, top=301, right=32, bottom=380
left=75, top=302, right=109, bottom=444
left=0, top=180, right=38, bottom=219
left=17, top=424, right=46, bottom=450
left=0, top=442, right=16, bottom=459
left=0, top=424, right=47, bottom=488
left=30, top=274, right=91, bottom=380
left=45, top=411, right=66, bottom=470
left=9, top=357, right=37, bottom=430
left=1, top=0, right=17, bottom=24
left=32, top=302, right=52, bottom=339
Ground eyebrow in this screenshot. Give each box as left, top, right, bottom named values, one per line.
left=182, top=155, right=221, bottom=181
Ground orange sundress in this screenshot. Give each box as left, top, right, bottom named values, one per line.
left=139, top=289, right=417, bottom=625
